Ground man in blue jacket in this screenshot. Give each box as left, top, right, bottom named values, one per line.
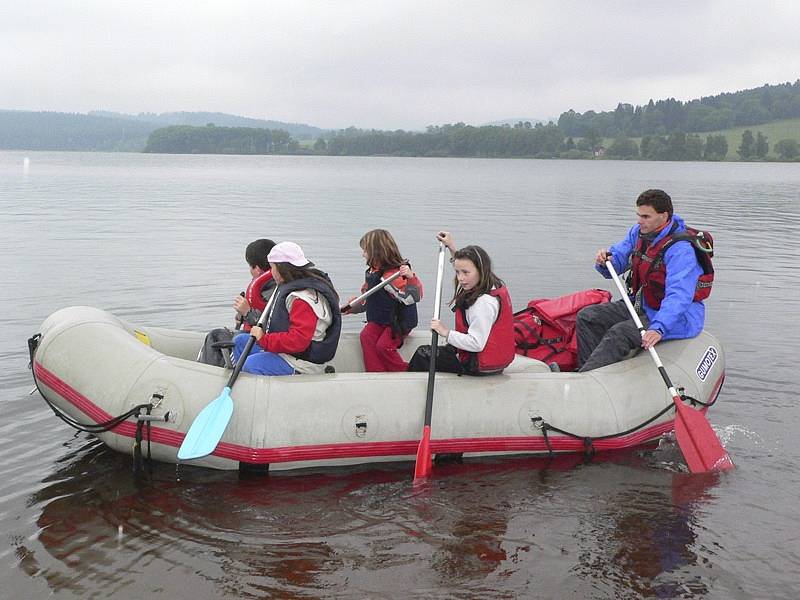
left=576, top=189, right=705, bottom=372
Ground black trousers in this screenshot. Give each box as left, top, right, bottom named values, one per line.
left=408, top=344, right=471, bottom=375
left=576, top=300, right=649, bottom=372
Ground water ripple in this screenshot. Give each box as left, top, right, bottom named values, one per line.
left=2, top=153, right=800, bottom=598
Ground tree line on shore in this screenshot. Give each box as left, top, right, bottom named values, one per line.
left=144, top=125, right=299, bottom=154
left=326, top=124, right=800, bottom=160
left=144, top=121, right=800, bottom=161
left=142, top=80, right=800, bottom=161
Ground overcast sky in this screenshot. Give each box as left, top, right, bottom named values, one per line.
left=1, top=1, right=798, bottom=130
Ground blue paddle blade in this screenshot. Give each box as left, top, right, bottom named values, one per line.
left=177, top=387, right=234, bottom=460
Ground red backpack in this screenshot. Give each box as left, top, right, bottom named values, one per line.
left=660, top=227, right=715, bottom=301
left=513, top=288, right=612, bottom=371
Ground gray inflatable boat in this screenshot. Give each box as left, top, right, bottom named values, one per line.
left=30, top=306, right=726, bottom=471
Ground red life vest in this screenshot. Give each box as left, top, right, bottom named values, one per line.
left=241, top=270, right=274, bottom=332
left=629, top=226, right=714, bottom=310
left=454, top=286, right=516, bottom=373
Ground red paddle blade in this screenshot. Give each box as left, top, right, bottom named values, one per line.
left=673, top=397, right=734, bottom=473
left=413, top=426, right=432, bottom=481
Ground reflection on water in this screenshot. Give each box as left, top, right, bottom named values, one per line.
left=570, top=474, right=721, bottom=599
left=20, top=440, right=726, bottom=599
left=2, top=153, right=800, bottom=598
left=27, top=442, right=350, bottom=598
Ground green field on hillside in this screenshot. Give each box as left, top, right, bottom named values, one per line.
left=708, top=118, right=800, bottom=160
left=603, top=118, right=800, bottom=160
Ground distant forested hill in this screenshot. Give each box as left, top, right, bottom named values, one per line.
left=0, top=110, right=156, bottom=151
left=3, top=80, right=799, bottom=159
left=143, top=125, right=299, bottom=154
left=558, top=80, right=800, bottom=138
left=90, top=111, right=324, bottom=140
left=0, top=110, right=325, bottom=152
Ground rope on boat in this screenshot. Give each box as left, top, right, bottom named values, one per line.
left=27, top=333, right=156, bottom=434
left=532, top=387, right=719, bottom=459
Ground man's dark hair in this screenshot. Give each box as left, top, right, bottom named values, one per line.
left=245, top=238, right=276, bottom=270
left=636, top=189, right=673, bottom=218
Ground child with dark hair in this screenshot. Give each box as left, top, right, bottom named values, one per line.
left=344, top=229, right=423, bottom=372
left=234, top=238, right=278, bottom=331
left=197, top=238, right=276, bottom=367
left=408, top=231, right=515, bottom=375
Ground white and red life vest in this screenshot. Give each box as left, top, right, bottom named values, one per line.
left=454, top=286, right=516, bottom=373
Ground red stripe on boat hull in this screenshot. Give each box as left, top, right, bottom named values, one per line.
left=33, top=361, right=725, bottom=465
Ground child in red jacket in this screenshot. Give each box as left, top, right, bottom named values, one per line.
left=345, top=229, right=422, bottom=372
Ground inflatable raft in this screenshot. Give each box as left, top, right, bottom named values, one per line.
left=29, top=306, right=726, bottom=471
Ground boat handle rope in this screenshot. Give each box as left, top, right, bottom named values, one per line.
left=27, top=333, right=163, bottom=435
left=530, top=385, right=715, bottom=460
left=677, top=387, right=712, bottom=407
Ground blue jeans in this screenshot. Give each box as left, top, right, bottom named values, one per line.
left=232, top=333, right=295, bottom=376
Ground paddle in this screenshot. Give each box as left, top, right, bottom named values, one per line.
left=605, top=260, right=734, bottom=473
left=413, top=242, right=447, bottom=481
left=178, top=284, right=281, bottom=461
left=340, top=269, right=405, bottom=312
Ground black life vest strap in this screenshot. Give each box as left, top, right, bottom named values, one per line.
left=644, top=221, right=682, bottom=277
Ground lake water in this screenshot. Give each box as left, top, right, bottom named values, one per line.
left=1, top=152, right=798, bottom=598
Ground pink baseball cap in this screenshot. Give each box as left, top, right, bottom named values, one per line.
left=268, top=241, right=313, bottom=267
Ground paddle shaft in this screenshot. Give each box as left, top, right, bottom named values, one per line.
left=413, top=243, right=447, bottom=481
left=604, top=260, right=680, bottom=395
left=227, top=284, right=280, bottom=386
left=340, top=270, right=404, bottom=312
left=423, top=243, right=447, bottom=426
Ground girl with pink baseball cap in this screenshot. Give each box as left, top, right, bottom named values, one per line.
left=232, top=242, right=342, bottom=375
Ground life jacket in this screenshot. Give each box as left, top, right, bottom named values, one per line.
left=454, top=286, right=515, bottom=373
left=629, top=224, right=714, bottom=310
left=513, top=288, right=612, bottom=371
left=364, top=267, right=419, bottom=334
left=245, top=270, right=273, bottom=312
left=265, top=273, right=341, bottom=364
left=241, top=270, right=275, bottom=332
